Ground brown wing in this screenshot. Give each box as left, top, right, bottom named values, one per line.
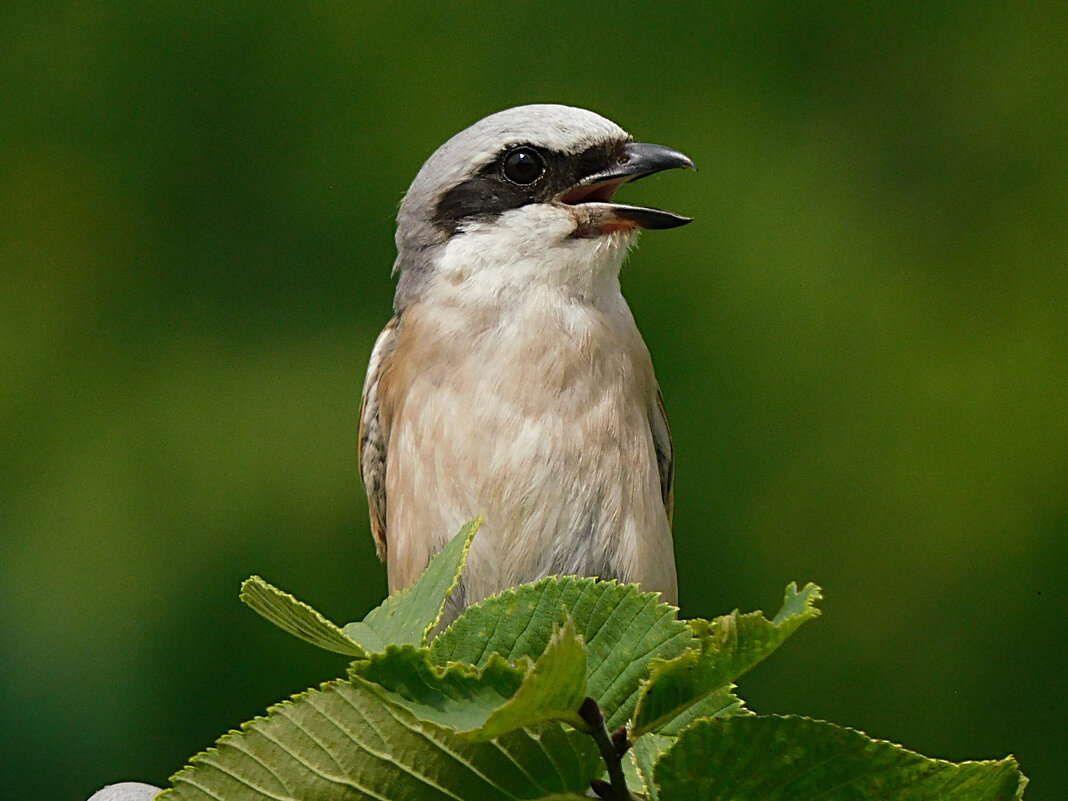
left=650, top=383, right=675, bottom=523
left=358, top=316, right=400, bottom=560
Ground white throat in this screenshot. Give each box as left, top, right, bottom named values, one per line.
left=429, top=204, right=638, bottom=311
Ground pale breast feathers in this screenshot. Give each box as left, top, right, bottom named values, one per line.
left=359, top=314, right=675, bottom=577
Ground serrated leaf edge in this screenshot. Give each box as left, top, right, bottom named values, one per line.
left=477, top=616, right=590, bottom=739
left=631, top=581, right=823, bottom=736
left=240, top=575, right=365, bottom=657
left=655, top=714, right=1029, bottom=800
left=424, top=516, right=482, bottom=641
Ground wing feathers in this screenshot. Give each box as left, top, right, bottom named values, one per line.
left=650, top=384, right=675, bottom=523
left=358, top=316, right=400, bottom=560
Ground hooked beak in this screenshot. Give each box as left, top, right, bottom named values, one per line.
left=559, top=141, right=696, bottom=232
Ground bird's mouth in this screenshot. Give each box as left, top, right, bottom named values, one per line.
left=558, top=141, right=696, bottom=234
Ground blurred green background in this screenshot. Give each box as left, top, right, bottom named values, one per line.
left=2, top=2, right=1065, bottom=799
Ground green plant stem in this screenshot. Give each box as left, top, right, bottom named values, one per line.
left=579, top=697, right=634, bottom=801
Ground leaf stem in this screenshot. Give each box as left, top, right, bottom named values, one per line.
left=579, top=697, right=634, bottom=801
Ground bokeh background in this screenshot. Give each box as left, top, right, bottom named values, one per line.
left=3, top=3, right=1065, bottom=799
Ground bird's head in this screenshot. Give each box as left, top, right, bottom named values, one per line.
left=392, top=104, right=695, bottom=310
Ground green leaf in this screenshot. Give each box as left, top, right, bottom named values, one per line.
left=654, top=715, right=1028, bottom=801
left=626, top=733, right=676, bottom=801
left=632, top=582, right=821, bottom=736
left=343, top=517, right=481, bottom=651
left=653, top=686, right=748, bottom=737
left=431, top=576, right=692, bottom=728
left=351, top=645, right=526, bottom=730
left=625, top=703, right=749, bottom=798
left=239, top=575, right=365, bottom=657
left=479, top=617, right=589, bottom=738
left=350, top=619, right=589, bottom=739
left=239, top=519, right=481, bottom=657
left=157, top=674, right=601, bottom=801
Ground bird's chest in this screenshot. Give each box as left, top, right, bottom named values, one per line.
left=392, top=296, right=654, bottom=466
left=380, top=295, right=665, bottom=601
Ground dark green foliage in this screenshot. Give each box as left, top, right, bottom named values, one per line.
left=154, top=524, right=1026, bottom=800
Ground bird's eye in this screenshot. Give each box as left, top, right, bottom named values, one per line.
left=502, top=147, right=545, bottom=185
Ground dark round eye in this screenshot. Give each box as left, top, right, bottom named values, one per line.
left=502, top=147, right=545, bottom=185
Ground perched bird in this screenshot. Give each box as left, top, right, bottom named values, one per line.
left=359, top=104, right=694, bottom=616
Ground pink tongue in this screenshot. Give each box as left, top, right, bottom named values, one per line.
left=560, top=178, right=627, bottom=205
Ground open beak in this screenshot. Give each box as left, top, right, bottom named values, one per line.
left=559, top=141, right=696, bottom=232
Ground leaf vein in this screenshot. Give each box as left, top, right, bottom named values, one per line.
left=216, top=735, right=296, bottom=798
left=490, top=731, right=553, bottom=793
left=337, top=686, right=484, bottom=800
left=275, top=703, right=348, bottom=775
left=256, top=708, right=360, bottom=789
left=174, top=768, right=252, bottom=801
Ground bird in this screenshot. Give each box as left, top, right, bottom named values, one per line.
left=358, top=104, right=694, bottom=618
